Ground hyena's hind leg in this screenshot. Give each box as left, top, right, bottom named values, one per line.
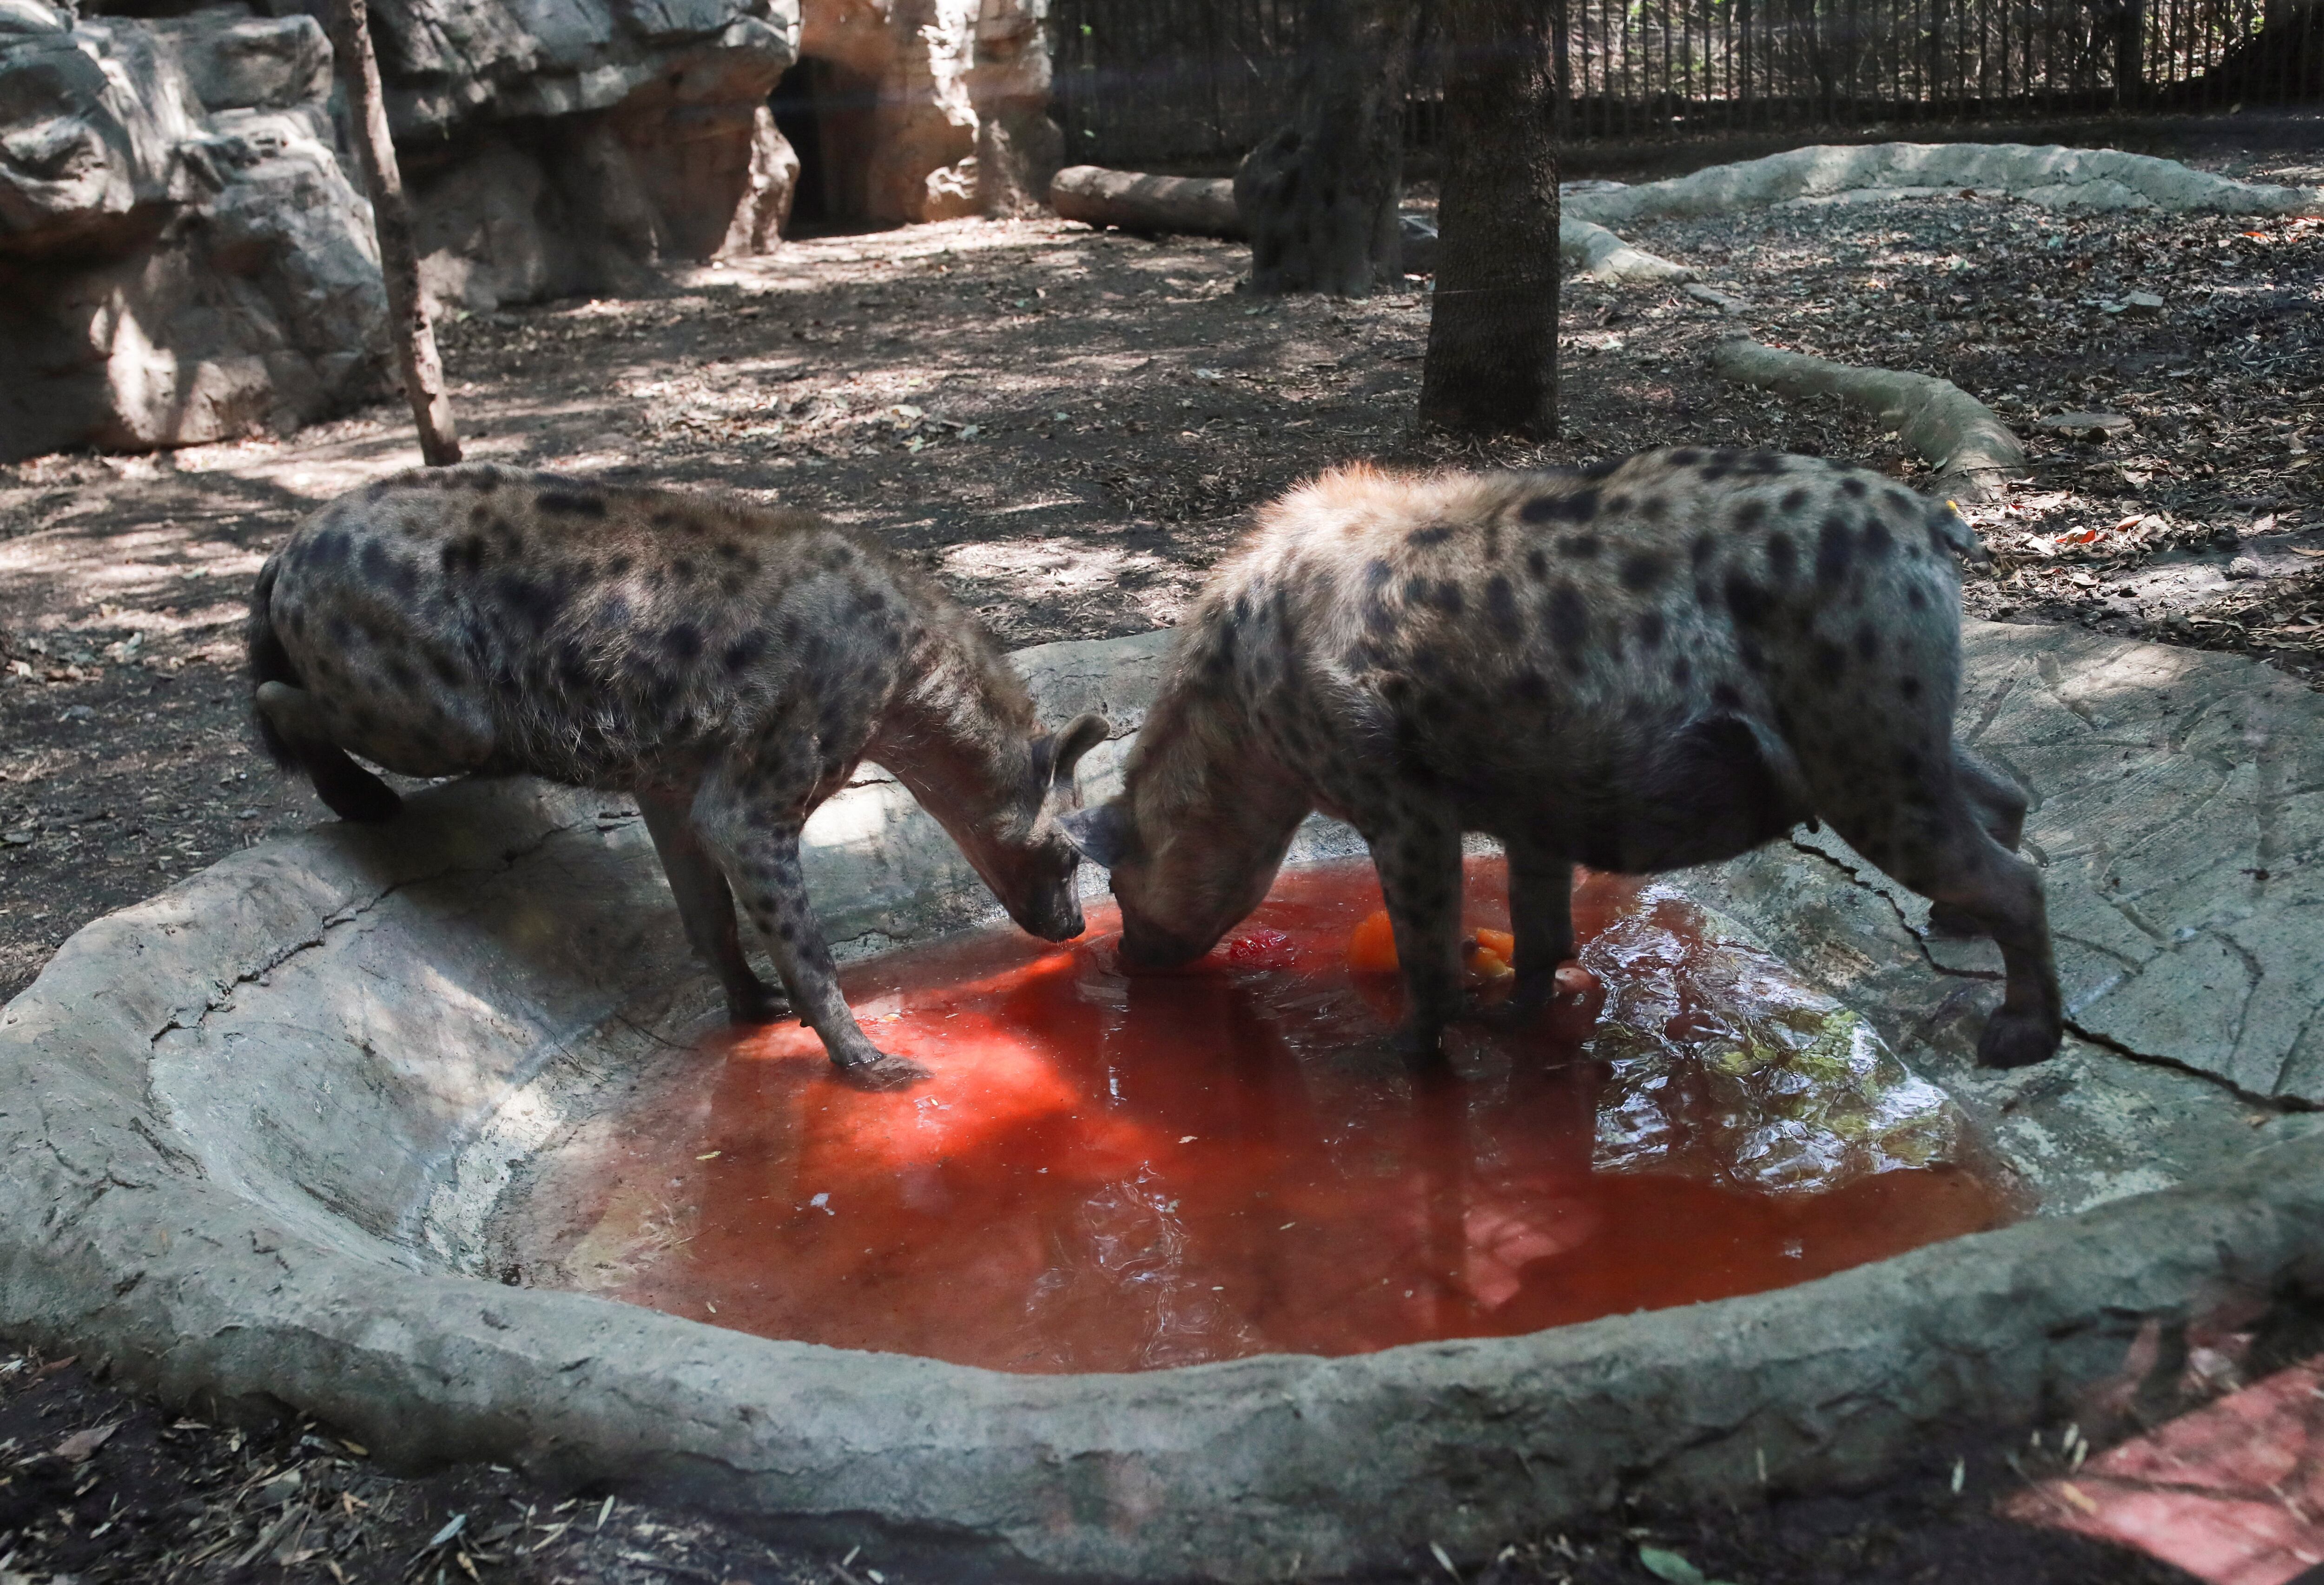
left=1827, top=786, right=2062, bottom=1069
left=253, top=681, right=401, bottom=824
left=637, top=789, right=789, bottom=1025
left=1927, top=747, right=2031, bottom=939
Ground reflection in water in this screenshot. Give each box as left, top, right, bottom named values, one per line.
left=503, top=859, right=2011, bottom=1372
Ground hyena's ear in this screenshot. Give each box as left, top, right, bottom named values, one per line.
left=1059, top=800, right=1136, bottom=870
left=1036, top=713, right=1111, bottom=793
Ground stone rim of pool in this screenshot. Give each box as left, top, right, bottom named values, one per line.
left=1, top=627, right=2318, bottom=1582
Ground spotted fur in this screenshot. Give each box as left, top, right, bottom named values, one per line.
left=1065, top=449, right=2060, bottom=1069
left=247, top=464, right=1108, bottom=1081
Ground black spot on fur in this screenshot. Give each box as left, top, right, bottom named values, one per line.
left=1813, top=639, right=1847, bottom=674
left=539, top=491, right=607, bottom=517
left=1906, top=585, right=1928, bottom=610
left=1670, top=657, right=1692, bottom=686
left=1561, top=533, right=1603, bottom=560
left=1743, top=452, right=1787, bottom=476
left=493, top=572, right=561, bottom=633
left=1486, top=576, right=1523, bottom=639
left=1635, top=609, right=1667, bottom=649
left=1513, top=670, right=1549, bottom=702
left=1525, top=548, right=1548, bottom=580
left=1580, top=457, right=1623, bottom=481
left=1815, top=515, right=1855, bottom=587
left=1840, top=477, right=1868, bottom=499
left=664, top=623, right=704, bottom=662
left=1862, top=518, right=1895, bottom=558
left=1735, top=498, right=1768, bottom=531
left=1546, top=583, right=1589, bottom=667
left=1691, top=532, right=1717, bottom=569
left=1640, top=496, right=1669, bottom=522
left=608, top=554, right=634, bottom=577
left=429, top=651, right=463, bottom=689
left=385, top=656, right=418, bottom=690
left=1780, top=487, right=1809, bottom=513
left=1521, top=489, right=1599, bottom=524
left=1407, top=524, right=1454, bottom=549
left=1668, top=449, right=1703, bottom=466
left=671, top=558, right=696, bottom=582
left=310, top=529, right=350, bottom=569
left=1621, top=550, right=1670, bottom=592
left=1724, top=570, right=1774, bottom=629
left=1711, top=682, right=1743, bottom=710
left=1764, top=531, right=1797, bottom=582
left=1855, top=623, right=1880, bottom=661
left=1900, top=675, right=1923, bottom=700
left=441, top=536, right=485, bottom=577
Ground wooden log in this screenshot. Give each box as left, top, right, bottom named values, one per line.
left=1049, top=167, right=1243, bottom=239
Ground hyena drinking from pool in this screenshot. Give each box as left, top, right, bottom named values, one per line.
left=1063, top=450, right=2061, bottom=1069
left=247, top=464, right=1108, bottom=1084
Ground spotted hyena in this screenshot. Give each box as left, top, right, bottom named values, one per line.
left=246, top=465, right=1108, bottom=1084
left=1063, top=450, right=2061, bottom=1069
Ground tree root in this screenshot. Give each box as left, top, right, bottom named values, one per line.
left=1708, top=338, right=2023, bottom=503
left=1560, top=218, right=1693, bottom=284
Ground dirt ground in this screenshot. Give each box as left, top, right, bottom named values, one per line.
left=0, top=114, right=2319, bottom=1582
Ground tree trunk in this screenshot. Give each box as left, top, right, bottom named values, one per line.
left=1234, top=0, right=1422, bottom=298
left=329, top=0, right=460, bottom=466
left=1417, top=0, right=1560, bottom=439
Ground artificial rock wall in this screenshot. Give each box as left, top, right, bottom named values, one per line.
left=0, top=0, right=1060, bottom=459
left=0, top=0, right=388, bottom=459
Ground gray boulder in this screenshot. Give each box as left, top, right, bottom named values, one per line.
left=373, top=0, right=802, bottom=313
left=0, top=3, right=386, bottom=461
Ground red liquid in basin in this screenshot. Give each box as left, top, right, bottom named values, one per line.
left=509, top=858, right=2012, bottom=1372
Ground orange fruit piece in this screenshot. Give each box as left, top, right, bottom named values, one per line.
left=1469, top=946, right=1515, bottom=981
left=1472, top=928, right=1515, bottom=960
left=1347, top=909, right=1400, bottom=973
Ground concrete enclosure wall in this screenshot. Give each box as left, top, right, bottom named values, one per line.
left=2, top=626, right=2324, bottom=1577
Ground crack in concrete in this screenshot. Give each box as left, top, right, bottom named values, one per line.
left=2064, top=1017, right=2316, bottom=1115
left=1784, top=836, right=2002, bottom=983
left=144, top=818, right=591, bottom=1050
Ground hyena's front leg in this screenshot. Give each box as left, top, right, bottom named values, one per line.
left=1928, top=747, right=2033, bottom=940
left=1363, top=803, right=1466, bottom=1062
left=636, top=789, right=788, bottom=1024
left=693, top=774, right=925, bottom=1088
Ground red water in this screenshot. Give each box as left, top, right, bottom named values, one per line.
left=514, top=858, right=2011, bottom=1372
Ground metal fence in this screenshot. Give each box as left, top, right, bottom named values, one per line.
left=1049, top=0, right=2322, bottom=166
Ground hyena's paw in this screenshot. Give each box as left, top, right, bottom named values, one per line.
left=1976, top=1006, right=2062, bottom=1069
left=724, top=978, right=792, bottom=1025
left=1390, top=1021, right=1452, bottom=1067
left=833, top=1050, right=931, bottom=1091
left=1926, top=903, right=1988, bottom=940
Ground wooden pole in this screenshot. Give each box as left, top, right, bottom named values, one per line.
left=330, top=0, right=461, bottom=466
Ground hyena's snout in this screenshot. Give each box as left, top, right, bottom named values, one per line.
left=999, top=834, right=1089, bottom=943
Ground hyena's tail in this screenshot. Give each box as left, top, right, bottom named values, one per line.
left=246, top=558, right=402, bottom=823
